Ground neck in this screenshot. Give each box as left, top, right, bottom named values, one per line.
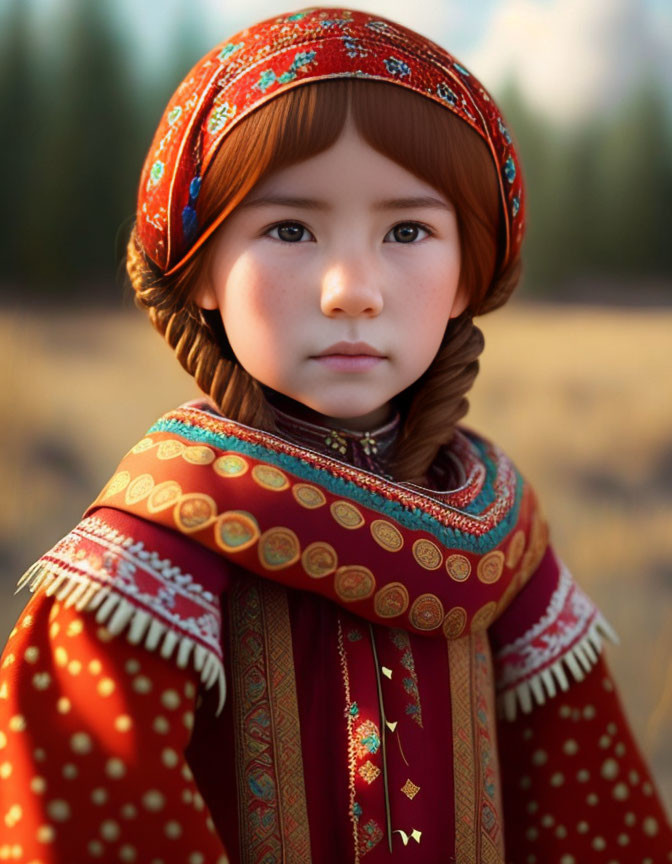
left=261, top=388, right=396, bottom=433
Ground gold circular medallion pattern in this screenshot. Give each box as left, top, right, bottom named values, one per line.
left=409, top=594, right=444, bottom=631
left=370, top=520, right=404, bottom=552
left=301, top=542, right=338, bottom=578
left=213, top=454, right=249, bottom=478
left=258, top=527, right=300, bottom=570
left=252, top=464, right=290, bottom=491
left=125, top=473, right=155, bottom=505
left=147, top=480, right=182, bottom=513
left=443, top=606, right=467, bottom=639
left=215, top=511, right=260, bottom=553
left=157, top=440, right=186, bottom=460
left=330, top=501, right=365, bottom=530
left=445, top=553, right=472, bottom=582
left=477, top=550, right=506, bottom=584
left=292, top=484, right=327, bottom=509
left=102, top=471, right=131, bottom=500
left=174, top=494, right=217, bottom=533
left=131, top=437, right=154, bottom=455
left=373, top=582, right=409, bottom=617
left=182, top=445, right=216, bottom=465
left=334, top=566, right=375, bottom=602
left=470, top=601, right=497, bottom=631
left=506, top=529, right=526, bottom=569
left=442, top=607, right=467, bottom=639
left=412, top=538, right=443, bottom=570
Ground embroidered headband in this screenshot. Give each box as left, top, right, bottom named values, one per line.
left=136, top=6, right=525, bottom=276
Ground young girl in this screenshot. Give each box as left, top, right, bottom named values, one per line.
left=1, top=7, right=669, bottom=863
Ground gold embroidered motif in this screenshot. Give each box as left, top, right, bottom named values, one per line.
left=292, top=483, right=327, bottom=509
left=215, top=511, right=260, bottom=553
left=359, top=760, right=381, bottom=784
left=182, top=445, right=215, bottom=465
left=147, top=480, right=182, bottom=513
left=443, top=607, right=467, bottom=639
left=411, top=538, right=443, bottom=570
left=331, top=500, right=365, bottom=529
left=477, top=550, right=505, bottom=585
left=258, top=527, right=301, bottom=569
left=251, top=464, right=290, bottom=491
left=409, top=594, right=444, bottom=631
left=393, top=828, right=422, bottom=846
left=334, top=566, right=376, bottom=601
left=370, top=520, right=404, bottom=552
left=173, top=493, right=217, bottom=533
left=374, top=583, right=409, bottom=618
left=445, top=553, right=472, bottom=582
left=505, top=529, right=525, bottom=569
left=470, top=601, right=497, bottom=631
left=102, top=471, right=131, bottom=500
left=301, top=541, right=338, bottom=578
left=156, top=439, right=185, bottom=460
left=213, top=453, right=249, bottom=477
left=125, top=473, right=155, bottom=505
left=401, top=779, right=420, bottom=800
left=130, top=436, right=154, bottom=454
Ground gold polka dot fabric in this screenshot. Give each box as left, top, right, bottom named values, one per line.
left=0, top=592, right=230, bottom=862
left=498, top=655, right=672, bottom=862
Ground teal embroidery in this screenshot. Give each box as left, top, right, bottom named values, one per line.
left=390, top=629, right=424, bottom=728
left=218, top=41, right=244, bottom=61
left=352, top=801, right=363, bottom=821
left=504, top=156, right=516, bottom=183
left=349, top=702, right=360, bottom=717
left=146, top=417, right=524, bottom=554
left=347, top=629, right=363, bottom=642
left=148, top=160, right=164, bottom=188
left=167, top=106, right=182, bottom=126
left=359, top=728, right=380, bottom=755
left=208, top=101, right=237, bottom=135
left=255, top=69, right=277, bottom=92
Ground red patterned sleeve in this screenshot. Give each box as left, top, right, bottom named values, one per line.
left=490, top=545, right=672, bottom=860
left=0, top=510, right=231, bottom=863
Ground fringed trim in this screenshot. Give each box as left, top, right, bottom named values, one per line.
left=16, top=561, right=227, bottom=715
left=497, top=613, right=619, bottom=722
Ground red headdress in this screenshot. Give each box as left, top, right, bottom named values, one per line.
left=135, top=6, right=525, bottom=276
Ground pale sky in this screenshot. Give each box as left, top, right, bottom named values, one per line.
left=21, top=0, right=672, bottom=125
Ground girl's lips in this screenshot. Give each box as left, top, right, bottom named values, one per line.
left=312, top=355, right=385, bottom=372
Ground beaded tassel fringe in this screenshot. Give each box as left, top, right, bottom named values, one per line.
left=497, top=614, right=619, bottom=722
left=15, top=561, right=227, bottom=715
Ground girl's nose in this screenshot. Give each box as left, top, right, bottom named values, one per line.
left=320, top=258, right=384, bottom=318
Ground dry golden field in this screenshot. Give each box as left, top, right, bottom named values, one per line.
left=1, top=301, right=671, bottom=812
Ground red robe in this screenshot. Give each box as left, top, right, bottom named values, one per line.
left=1, top=402, right=670, bottom=862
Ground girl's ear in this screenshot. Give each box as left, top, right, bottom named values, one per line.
left=193, top=280, right=219, bottom=311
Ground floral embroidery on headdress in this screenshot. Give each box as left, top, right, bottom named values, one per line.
left=136, top=6, right=525, bottom=276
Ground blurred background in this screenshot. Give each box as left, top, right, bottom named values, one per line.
left=1, top=0, right=671, bottom=812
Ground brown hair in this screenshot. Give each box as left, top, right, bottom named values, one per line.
left=127, top=79, right=522, bottom=484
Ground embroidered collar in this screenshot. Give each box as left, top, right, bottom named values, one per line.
left=264, top=395, right=401, bottom=478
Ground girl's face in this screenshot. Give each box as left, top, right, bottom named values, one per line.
left=195, top=114, right=467, bottom=430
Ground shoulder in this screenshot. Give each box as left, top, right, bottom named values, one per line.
left=14, top=506, right=228, bottom=712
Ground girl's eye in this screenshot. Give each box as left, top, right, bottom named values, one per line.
left=266, top=222, right=313, bottom=243
left=385, top=222, right=431, bottom=243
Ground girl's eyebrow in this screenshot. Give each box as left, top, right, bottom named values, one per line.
left=240, top=194, right=452, bottom=212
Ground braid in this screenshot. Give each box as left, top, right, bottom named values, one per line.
left=125, top=228, right=275, bottom=432
left=388, top=313, right=485, bottom=484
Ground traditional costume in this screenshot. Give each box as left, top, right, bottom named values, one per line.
left=1, top=7, right=670, bottom=863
